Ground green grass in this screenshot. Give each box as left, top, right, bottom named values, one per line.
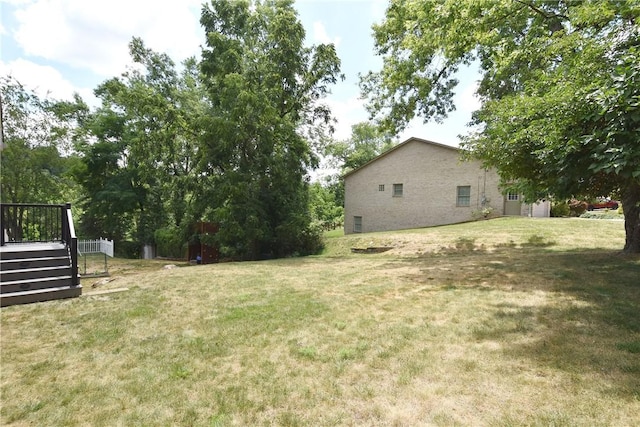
left=2, top=217, right=639, bottom=426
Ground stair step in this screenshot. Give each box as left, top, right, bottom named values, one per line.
left=0, top=285, right=82, bottom=307
left=0, top=275, right=75, bottom=294
left=0, top=242, right=81, bottom=305
left=0, top=256, right=70, bottom=270
left=0, top=243, right=68, bottom=260
left=0, top=265, right=71, bottom=283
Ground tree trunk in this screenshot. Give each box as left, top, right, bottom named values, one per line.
left=622, top=181, right=640, bottom=253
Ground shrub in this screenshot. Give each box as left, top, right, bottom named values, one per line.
left=568, top=199, right=588, bottom=216
left=274, top=220, right=325, bottom=257
left=579, top=211, right=622, bottom=220
left=550, top=202, right=570, bottom=217
left=115, top=240, right=141, bottom=258
left=154, top=226, right=187, bottom=258
left=471, top=206, right=495, bottom=220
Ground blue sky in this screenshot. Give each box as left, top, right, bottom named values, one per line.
left=1, top=0, right=480, bottom=145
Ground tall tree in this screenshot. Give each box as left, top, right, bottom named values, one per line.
left=198, top=0, right=342, bottom=259
left=0, top=76, right=82, bottom=204
left=74, top=39, right=205, bottom=243
left=362, top=0, right=640, bottom=253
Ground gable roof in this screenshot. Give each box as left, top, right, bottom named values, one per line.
left=343, top=137, right=460, bottom=178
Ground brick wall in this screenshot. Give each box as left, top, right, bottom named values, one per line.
left=344, top=138, right=505, bottom=234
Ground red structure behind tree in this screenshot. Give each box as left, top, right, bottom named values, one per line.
left=188, top=222, right=219, bottom=264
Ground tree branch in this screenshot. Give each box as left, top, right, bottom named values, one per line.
left=515, top=0, right=569, bottom=21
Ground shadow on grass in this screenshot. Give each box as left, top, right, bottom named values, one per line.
left=390, top=244, right=640, bottom=400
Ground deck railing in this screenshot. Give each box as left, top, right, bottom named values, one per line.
left=78, top=238, right=114, bottom=257
left=1, top=203, right=79, bottom=286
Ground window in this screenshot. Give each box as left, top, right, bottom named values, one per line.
left=393, top=183, right=403, bottom=197
left=507, top=192, right=519, bottom=201
left=457, top=186, right=471, bottom=206
left=353, top=216, right=362, bottom=233
left=379, top=184, right=385, bottom=192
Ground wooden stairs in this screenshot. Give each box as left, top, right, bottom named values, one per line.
left=1, top=243, right=82, bottom=307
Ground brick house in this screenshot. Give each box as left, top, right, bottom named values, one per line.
left=343, top=137, right=549, bottom=234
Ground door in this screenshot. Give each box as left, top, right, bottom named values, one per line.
left=504, top=192, right=522, bottom=216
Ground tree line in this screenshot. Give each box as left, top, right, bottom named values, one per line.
left=1, top=0, right=352, bottom=260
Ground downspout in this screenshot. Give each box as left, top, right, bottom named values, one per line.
left=483, top=169, right=487, bottom=206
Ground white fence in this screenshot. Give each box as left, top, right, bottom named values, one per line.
left=78, top=238, right=114, bottom=257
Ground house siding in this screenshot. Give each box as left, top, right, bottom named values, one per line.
left=344, top=138, right=505, bottom=234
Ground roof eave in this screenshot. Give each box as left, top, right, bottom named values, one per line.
left=342, top=137, right=460, bottom=179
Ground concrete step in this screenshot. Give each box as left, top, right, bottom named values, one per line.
left=0, top=285, right=82, bottom=307
left=0, top=275, right=74, bottom=294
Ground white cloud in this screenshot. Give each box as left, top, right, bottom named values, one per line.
left=312, top=21, right=341, bottom=47
left=325, top=95, right=369, bottom=141
left=2, top=0, right=32, bottom=5
left=455, top=80, right=481, bottom=113
left=399, top=119, right=463, bottom=147
left=12, top=0, right=204, bottom=77
left=324, top=92, right=469, bottom=146
left=0, top=58, right=97, bottom=104
left=324, top=93, right=468, bottom=147
left=369, top=0, right=388, bottom=24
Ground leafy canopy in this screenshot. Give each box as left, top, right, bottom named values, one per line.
left=198, top=0, right=342, bottom=259
left=362, top=0, right=640, bottom=252
left=1, top=76, right=82, bottom=205
left=73, top=38, right=206, bottom=243
left=325, top=122, right=397, bottom=173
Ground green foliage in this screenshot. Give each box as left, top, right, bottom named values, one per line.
left=276, top=216, right=325, bottom=257
left=5, top=3, right=341, bottom=260
left=325, top=122, right=396, bottom=173
left=154, top=226, right=188, bottom=258
left=363, top=0, right=640, bottom=252
left=617, top=341, right=640, bottom=354
left=550, top=202, right=570, bottom=218
left=198, top=0, right=341, bottom=259
left=579, top=211, right=623, bottom=220
left=0, top=76, right=82, bottom=204
left=309, top=182, right=343, bottom=228
left=471, top=206, right=494, bottom=221
left=114, top=240, right=140, bottom=259
left=74, top=39, right=206, bottom=242
left=72, top=139, right=141, bottom=241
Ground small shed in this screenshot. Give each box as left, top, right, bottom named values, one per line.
left=188, top=222, right=220, bottom=264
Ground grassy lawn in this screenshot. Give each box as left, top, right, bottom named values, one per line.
left=2, top=217, right=639, bottom=426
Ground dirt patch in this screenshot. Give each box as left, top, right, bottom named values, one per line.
left=351, top=247, right=394, bottom=254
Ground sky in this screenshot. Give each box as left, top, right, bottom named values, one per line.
left=0, top=0, right=481, bottom=147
